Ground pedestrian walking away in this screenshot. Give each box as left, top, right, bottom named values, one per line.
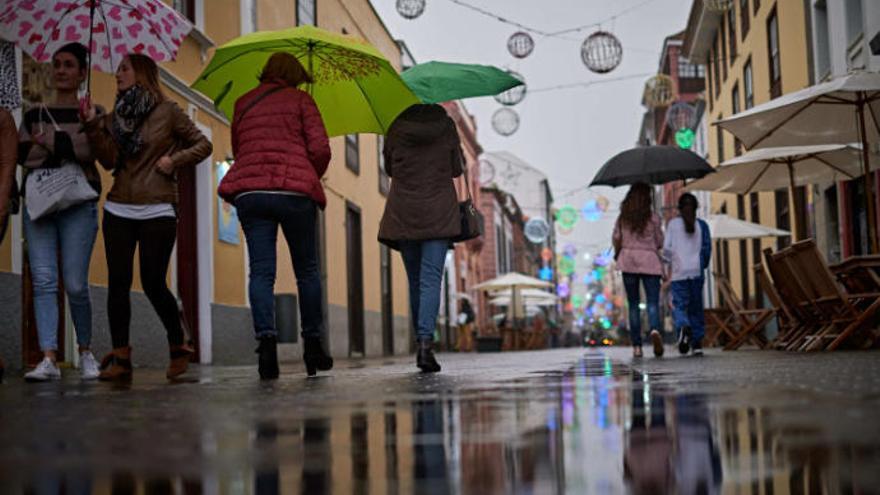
left=0, top=105, right=18, bottom=383
left=82, top=53, right=212, bottom=381
left=379, top=103, right=465, bottom=373
left=663, top=193, right=711, bottom=357
left=218, top=52, right=333, bottom=379
left=613, top=183, right=665, bottom=359
left=457, top=298, right=476, bottom=352
left=17, top=44, right=102, bottom=382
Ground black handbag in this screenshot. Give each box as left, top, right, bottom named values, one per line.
left=451, top=166, right=483, bottom=243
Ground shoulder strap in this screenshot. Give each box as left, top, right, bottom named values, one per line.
left=238, top=86, right=285, bottom=122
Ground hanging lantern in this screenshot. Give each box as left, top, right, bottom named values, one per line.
left=494, top=71, right=527, bottom=106
left=705, top=0, right=734, bottom=12
left=396, top=0, right=426, bottom=19
left=524, top=218, right=551, bottom=244
left=507, top=31, right=534, bottom=59
left=665, top=101, right=697, bottom=131
left=555, top=205, right=579, bottom=230
left=492, top=107, right=520, bottom=136
left=580, top=31, right=623, bottom=74
left=643, top=74, right=677, bottom=108
left=478, top=158, right=495, bottom=184
left=676, top=128, right=696, bottom=149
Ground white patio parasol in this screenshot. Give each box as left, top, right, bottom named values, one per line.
left=474, top=273, right=552, bottom=323
left=705, top=214, right=790, bottom=240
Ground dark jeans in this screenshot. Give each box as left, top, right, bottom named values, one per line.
left=399, top=239, right=448, bottom=342
left=671, top=278, right=705, bottom=343
left=236, top=193, right=323, bottom=340
left=622, top=273, right=661, bottom=347
left=103, top=211, right=183, bottom=348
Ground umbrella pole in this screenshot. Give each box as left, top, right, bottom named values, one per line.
left=86, top=0, right=96, bottom=93
left=857, top=97, right=879, bottom=253
left=787, top=159, right=801, bottom=242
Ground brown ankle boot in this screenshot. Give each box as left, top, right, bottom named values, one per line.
left=167, top=344, right=194, bottom=379
left=99, top=347, right=132, bottom=381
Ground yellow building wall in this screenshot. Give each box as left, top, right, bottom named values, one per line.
left=705, top=0, right=811, bottom=301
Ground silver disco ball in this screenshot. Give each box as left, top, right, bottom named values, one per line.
left=478, top=159, right=496, bottom=184
left=665, top=101, right=697, bottom=131
left=507, top=31, right=535, bottom=59
left=643, top=74, right=676, bottom=108
left=581, top=31, right=623, bottom=74
left=524, top=218, right=550, bottom=244
left=492, top=107, right=520, bottom=136
left=493, top=71, right=526, bottom=106
left=396, top=0, right=426, bottom=19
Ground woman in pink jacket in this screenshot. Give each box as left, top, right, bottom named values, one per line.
left=613, top=183, right=665, bottom=358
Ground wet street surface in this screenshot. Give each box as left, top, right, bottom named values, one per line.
left=1, top=347, right=879, bottom=494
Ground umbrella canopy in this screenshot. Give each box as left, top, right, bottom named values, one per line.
left=715, top=71, right=880, bottom=251
left=706, top=214, right=790, bottom=240
left=473, top=273, right=552, bottom=291
left=590, top=146, right=715, bottom=187
left=401, top=61, right=524, bottom=104
left=0, top=0, right=191, bottom=76
left=490, top=297, right=556, bottom=307
left=191, top=25, right=419, bottom=136
left=488, top=288, right=558, bottom=300
left=684, top=144, right=875, bottom=193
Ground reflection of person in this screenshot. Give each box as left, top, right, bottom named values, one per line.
left=672, top=395, right=721, bottom=495
left=19, top=43, right=102, bottom=382
left=378, top=104, right=464, bottom=373
left=83, top=54, right=212, bottom=381
left=457, top=298, right=475, bottom=352
left=663, top=193, right=711, bottom=356
left=0, top=106, right=16, bottom=383
left=613, top=183, right=664, bottom=358
left=218, top=52, right=333, bottom=379
left=624, top=375, right=673, bottom=494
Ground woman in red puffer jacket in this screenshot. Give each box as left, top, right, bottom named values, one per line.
left=219, top=52, right=332, bottom=380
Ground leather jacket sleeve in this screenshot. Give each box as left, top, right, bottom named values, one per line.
left=168, top=103, right=212, bottom=169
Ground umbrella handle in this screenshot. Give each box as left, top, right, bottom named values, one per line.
left=86, top=0, right=95, bottom=93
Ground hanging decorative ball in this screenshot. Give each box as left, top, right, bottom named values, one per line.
left=557, top=281, right=571, bottom=298
left=478, top=158, right=495, bottom=184
left=507, top=31, right=535, bottom=59
left=558, top=225, right=574, bottom=236
left=643, top=74, right=677, bottom=108
left=541, top=247, right=554, bottom=262
left=558, top=256, right=576, bottom=277
left=396, top=0, right=426, bottom=19
left=581, top=31, right=623, bottom=74
left=665, top=101, right=697, bottom=131
left=571, top=294, right=584, bottom=309
left=581, top=200, right=603, bottom=222
left=539, top=266, right=554, bottom=281
left=583, top=273, right=594, bottom=285
left=555, top=205, right=579, bottom=230
left=705, top=0, right=734, bottom=12
left=596, top=196, right=610, bottom=212
left=562, top=243, right=578, bottom=258
left=524, top=218, right=551, bottom=244
left=676, top=128, right=696, bottom=149
left=491, top=107, right=520, bottom=136
left=493, top=71, right=527, bottom=106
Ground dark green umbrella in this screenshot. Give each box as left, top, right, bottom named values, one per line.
left=590, top=146, right=715, bottom=187
left=401, top=61, right=524, bottom=104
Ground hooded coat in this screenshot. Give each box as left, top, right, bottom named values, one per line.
left=378, top=104, right=463, bottom=249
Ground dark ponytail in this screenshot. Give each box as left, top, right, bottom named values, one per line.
left=678, top=193, right=699, bottom=234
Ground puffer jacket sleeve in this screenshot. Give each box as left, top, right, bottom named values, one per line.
left=299, top=93, right=331, bottom=179
left=168, top=103, right=212, bottom=168
left=699, top=218, right=712, bottom=270
left=83, top=111, right=120, bottom=171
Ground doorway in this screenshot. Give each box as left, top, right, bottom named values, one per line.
left=346, top=202, right=365, bottom=356
left=380, top=244, right=393, bottom=356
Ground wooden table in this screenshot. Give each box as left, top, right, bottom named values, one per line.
left=830, top=255, right=880, bottom=294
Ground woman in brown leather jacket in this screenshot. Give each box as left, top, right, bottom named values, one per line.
left=83, top=54, right=212, bottom=381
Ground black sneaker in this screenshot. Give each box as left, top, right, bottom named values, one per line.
left=256, top=336, right=279, bottom=380
left=678, top=326, right=691, bottom=355
left=692, top=341, right=703, bottom=357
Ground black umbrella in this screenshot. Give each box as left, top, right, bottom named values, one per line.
left=590, top=146, right=715, bottom=187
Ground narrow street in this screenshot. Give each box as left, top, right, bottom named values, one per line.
left=1, top=348, right=878, bottom=494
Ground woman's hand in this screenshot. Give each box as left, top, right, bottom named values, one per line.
left=156, top=156, right=174, bottom=174
left=80, top=99, right=97, bottom=122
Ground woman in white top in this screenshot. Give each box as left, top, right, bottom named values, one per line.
left=663, top=193, right=711, bottom=356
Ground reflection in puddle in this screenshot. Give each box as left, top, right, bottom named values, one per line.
left=2, top=354, right=879, bottom=494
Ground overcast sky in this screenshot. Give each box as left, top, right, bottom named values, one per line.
left=371, top=0, right=692, bottom=261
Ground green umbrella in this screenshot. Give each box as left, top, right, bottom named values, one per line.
left=401, top=61, right=524, bottom=104
left=191, top=25, right=419, bottom=136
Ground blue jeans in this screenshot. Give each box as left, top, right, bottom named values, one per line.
left=399, top=240, right=449, bottom=342
left=23, top=201, right=98, bottom=352
left=622, top=273, right=661, bottom=347
left=671, top=278, right=705, bottom=344
left=236, top=193, right=323, bottom=340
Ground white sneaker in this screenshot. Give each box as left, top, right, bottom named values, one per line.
left=24, top=357, right=61, bottom=382
left=80, top=351, right=100, bottom=380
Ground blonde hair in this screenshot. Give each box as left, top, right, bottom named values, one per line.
left=125, top=53, right=165, bottom=101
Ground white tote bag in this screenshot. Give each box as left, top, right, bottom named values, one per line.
left=25, top=105, right=98, bottom=221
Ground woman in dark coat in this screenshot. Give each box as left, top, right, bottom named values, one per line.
left=379, top=104, right=463, bottom=372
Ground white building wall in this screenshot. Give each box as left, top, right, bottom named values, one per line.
left=811, top=0, right=880, bottom=81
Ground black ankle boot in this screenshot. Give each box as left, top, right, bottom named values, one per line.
left=303, top=336, right=333, bottom=377
left=416, top=340, right=441, bottom=373
left=256, top=336, right=279, bottom=380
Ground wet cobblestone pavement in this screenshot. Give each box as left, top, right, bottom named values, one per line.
left=1, top=347, right=879, bottom=494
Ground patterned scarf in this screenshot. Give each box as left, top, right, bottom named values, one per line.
left=111, top=85, right=156, bottom=165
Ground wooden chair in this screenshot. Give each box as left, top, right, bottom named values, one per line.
left=755, top=258, right=803, bottom=349
left=778, top=240, right=880, bottom=351
left=703, top=308, right=733, bottom=347
left=763, top=246, right=825, bottom=350
left=714, top=275, right=775, bottom=350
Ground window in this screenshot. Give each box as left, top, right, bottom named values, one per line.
left=754, top=0, right=760, bottom=14
left=707, top=56, right=715, bottom=110
left=750, top=192, right=763, bottom=308
left=716, top=115, right=725, bottom=164
left=727, top=4, right=737, bottom=61
left=720, top=22, right=728, bottom=81
left=814, top=0, right=831, bottom=77
left=767, top=8, right=782, bottom=98
left=296, top=0, right=316, bottom=26
left=737, top=195, right=750, bottom=305
left=240, top=0, right=257, bottom=34
left=732, top=83, right=743, bottom=155
left=173, top=0, right=196, bottom=22
left=740, top=0, right=750, bottom=39
left=743, top=58, right=754, bottom=109
left=712, top=46, right=721, bottom=99
left=845, top=0, right=863, bottom=45
left=677, top=56, right=704, bottom=78
left=378, top=135, right=389, bottom=195
left=345, top=134, right=359, bottom=174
